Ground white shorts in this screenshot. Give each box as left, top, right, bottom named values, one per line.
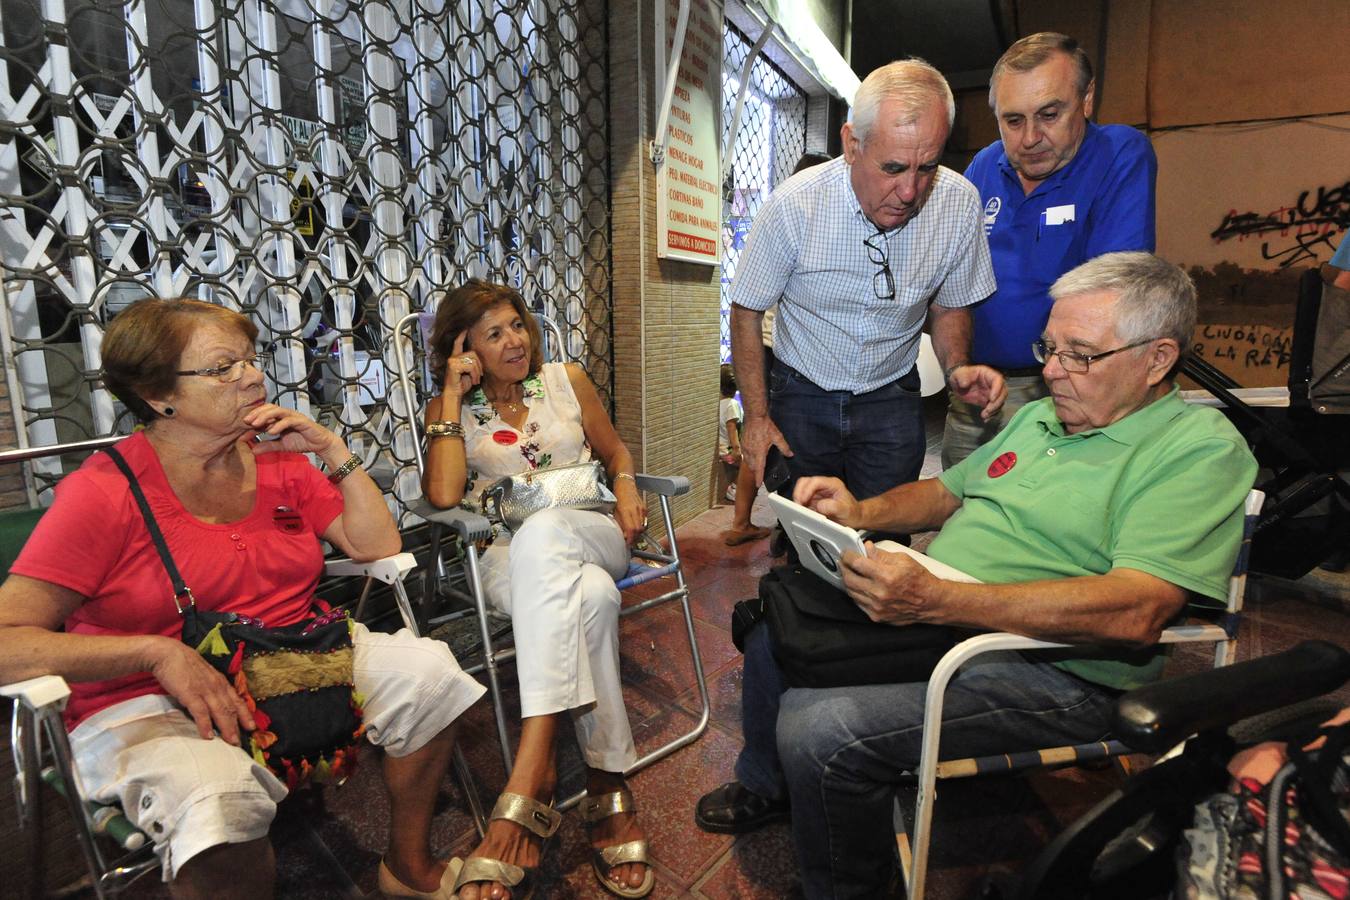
left=69, top=624, right=485, bottom=880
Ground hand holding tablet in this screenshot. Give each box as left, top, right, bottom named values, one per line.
left=766, top=493, right=980, bottom=590
left=766, top=493, right=866, bottom=589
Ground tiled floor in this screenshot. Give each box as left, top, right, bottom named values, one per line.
left=11, top=398, right=1350, bottom=898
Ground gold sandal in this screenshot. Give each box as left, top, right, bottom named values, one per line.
left=451, top=793, right=560, bottom=900
left=580, top=789, right=655, bottom=899
left=378, top=858, right=461, bottom=899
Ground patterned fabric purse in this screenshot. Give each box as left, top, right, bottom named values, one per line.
left=1179, top=721, right=1350, bottom=899
left=479, top=460, right=616, bottom=531
left=105, top=446, right=364, bottom=788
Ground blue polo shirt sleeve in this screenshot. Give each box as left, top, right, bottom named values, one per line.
left=1083, top=129, right=1157, bottom=257
left=729, top=191, right=801, bottom=313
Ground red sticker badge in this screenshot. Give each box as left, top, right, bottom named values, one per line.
left=272, top=505, right=304, bottom=535
left=987, top=451, right=1017, bottom=478
left=492, top=429, right=518, bottom=446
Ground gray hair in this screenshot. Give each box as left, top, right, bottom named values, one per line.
left=851, top=58, right=955, bottom=146
left=988, top=32, right=1094, bottom=109
left=1049, top=252, right=1196, bottom=368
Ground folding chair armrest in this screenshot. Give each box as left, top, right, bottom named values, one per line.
left=1115, top=640, right=1350, bottom=753
left=931, top=632, right=1071, bottom=685
left=324, top=552, right=417, bottom=585
left=908, top=632, right=1074, bottom=896
left=921, top=625, right=1236, bottom=732
left=409, top=500, right=494, bottom=543
left=1156, top=622, right=1230, bottom=644
left=919, top=632, right=1074, bottom=763
left=931, top=621, right=1242, bottom=691
left=635, top=473, right=689, bottom=496
left=0, top=674, right=72, bottom=711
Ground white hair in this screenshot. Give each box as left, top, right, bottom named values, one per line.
left=1049, top=252, right=1197, bottom=372
left=851, top=58, right=955, bottom=145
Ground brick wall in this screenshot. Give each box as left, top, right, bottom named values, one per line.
left=610, top=1, right=723, bottom=531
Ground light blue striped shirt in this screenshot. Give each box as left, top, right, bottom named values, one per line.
left=730, top=156, right=996, bottom=393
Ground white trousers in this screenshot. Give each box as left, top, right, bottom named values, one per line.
left=69, top=624, right=484, bottom=880
left=477, top=507, right=635, bottom=772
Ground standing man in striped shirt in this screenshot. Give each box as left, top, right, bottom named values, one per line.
left=729, top=58, right=1005, bottom=505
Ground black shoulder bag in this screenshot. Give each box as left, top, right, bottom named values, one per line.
left=105, top=446, right=365, bottom=788
left=734, top=564, right=955, bottom=688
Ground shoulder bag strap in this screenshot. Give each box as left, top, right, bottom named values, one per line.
left=103, top=445, right=195, bottom=613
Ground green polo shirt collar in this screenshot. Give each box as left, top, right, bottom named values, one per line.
left=1034, top=385, right=1186, bottom=445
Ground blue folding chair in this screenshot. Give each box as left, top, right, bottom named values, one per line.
left=388, top=310, right=710, bottom=810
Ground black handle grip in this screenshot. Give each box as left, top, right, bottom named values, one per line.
left=1113, top=640, right=1350, bottom=753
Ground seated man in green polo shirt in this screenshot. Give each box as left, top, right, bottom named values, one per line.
left=694, top=251, right=1258, bottom=900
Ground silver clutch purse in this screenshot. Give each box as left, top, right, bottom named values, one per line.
left=480, top=460, right=617, bottom=531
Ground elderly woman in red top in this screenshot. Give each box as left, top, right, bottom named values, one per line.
left=0, top=298, right=484, bottom=900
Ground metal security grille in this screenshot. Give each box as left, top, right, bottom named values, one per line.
left=0, top=0, right=611, bottom=520
left=719, top=20, right=805, bottom=361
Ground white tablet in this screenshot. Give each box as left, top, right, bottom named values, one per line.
left=766, top=494, right=984, bottom=588
left=766, top=493, right=866, bottom=590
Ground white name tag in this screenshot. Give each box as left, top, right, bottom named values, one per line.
left=1043, top=204, right=1076, bottom=226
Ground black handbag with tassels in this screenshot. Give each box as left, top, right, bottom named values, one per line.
left=105, top=446, right=365, bottom=788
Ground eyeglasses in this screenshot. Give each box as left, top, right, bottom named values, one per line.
left=176, top=352, right=272, bottom=383
left=1031, top=338, right=1155, bottom=374
left=863, top=230, right=895, bottom=301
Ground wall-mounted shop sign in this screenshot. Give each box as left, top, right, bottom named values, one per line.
left=655, top=0, right=723, bottom=265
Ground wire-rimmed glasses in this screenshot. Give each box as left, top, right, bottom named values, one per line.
left=176, top=352, right=272, bottom=383
left=863, top=230, right=896, bottom=300
left=1031, top=339, right=1156, bottom=373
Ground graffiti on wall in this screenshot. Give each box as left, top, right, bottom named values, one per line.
left=1211, top=181, right=1350, bottom=268
left=1191, top=324, right=1292, bottom=372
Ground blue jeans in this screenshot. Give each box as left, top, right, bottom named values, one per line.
left=769, top=362, right=924, bottom=501
left=733, top=626, right=1119, bottom=899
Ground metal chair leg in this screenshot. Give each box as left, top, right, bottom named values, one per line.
left=553, top=493, right=712, bottom=812
left=461, top=542, right=515, bottom=777
left=37, top=706, right=114, bottom=899
left=13, top=703, right=46, bottom=900
left=452, top=745, right=489, bottom=837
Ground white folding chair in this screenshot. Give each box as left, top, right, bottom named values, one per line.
left=3, top=549, right=419, bottom=900
left=388, top=311, right=710, bottom=810
left=899, top=488, right=1265, bottom=899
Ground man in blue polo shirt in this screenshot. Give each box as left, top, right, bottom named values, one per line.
left=944, top=32, right=1157, bottom=467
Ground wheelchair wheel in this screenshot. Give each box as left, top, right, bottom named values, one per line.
left=1012, top=752, right=1229, bottom=900
left=1227, top=698, right=1342, bottom=745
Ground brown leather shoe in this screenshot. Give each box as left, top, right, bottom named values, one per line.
left=694, top=781, right=789, bottom=834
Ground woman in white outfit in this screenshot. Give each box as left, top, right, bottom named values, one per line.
left=423, top=279, right=652, bottom=900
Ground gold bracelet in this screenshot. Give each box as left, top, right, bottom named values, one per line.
left=614, top=472, right=636, bottom=484
left=327, top=453, right=363, bottom=485
left=425, top=420, right=464, bottom=439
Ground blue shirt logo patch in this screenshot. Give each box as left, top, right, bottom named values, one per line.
left=983, top=197, right=1001, bottom=235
